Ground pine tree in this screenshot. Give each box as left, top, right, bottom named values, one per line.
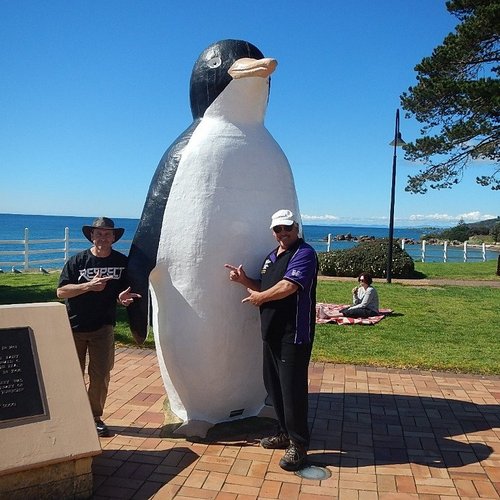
left=401, top=0, right=500, bottom=193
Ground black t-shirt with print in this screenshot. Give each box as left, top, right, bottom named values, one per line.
left=58, top=248, right=128, bottom=332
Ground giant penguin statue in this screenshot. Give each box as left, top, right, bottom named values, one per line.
left=127, top=40, right=267, bottom=342
left=128, top=40, right=301, bottom=437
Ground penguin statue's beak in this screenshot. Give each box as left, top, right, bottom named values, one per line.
left=228, top=57, right=277, bottom=79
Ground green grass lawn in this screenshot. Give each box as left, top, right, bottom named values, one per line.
left=314, top=280, right=499, bottom=374
left=1, top=260, right=499, bottom=374
left=414, top=259, right=499, bottom=280
left=0, top=273, right=156, bottom=349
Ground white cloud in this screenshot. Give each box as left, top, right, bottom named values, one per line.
left=457, top=211, right=496, bottom=221
left=409, top=213, right=456, bottom=222
left=408, top=211, right=496, bottom=222
left=301, top=214, right=340, bottom=222
left=300, top=211, right=497, bottom=227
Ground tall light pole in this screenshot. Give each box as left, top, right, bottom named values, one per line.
left=386, top=109, right=405, bottom=283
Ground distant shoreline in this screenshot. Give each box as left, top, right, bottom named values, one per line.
left=0, top=213, right=451, bottom=231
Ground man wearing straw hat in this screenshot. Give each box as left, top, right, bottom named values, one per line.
left=57, top=217, right=141, bottom=437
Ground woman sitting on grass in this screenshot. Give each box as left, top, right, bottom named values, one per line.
left=340, top=272, right=379, bottom=318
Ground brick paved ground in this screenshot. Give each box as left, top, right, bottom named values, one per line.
left=92, top=347, right=500, bottom=499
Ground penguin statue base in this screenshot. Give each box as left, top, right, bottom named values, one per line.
left=160, top=396, right=277, bottom=439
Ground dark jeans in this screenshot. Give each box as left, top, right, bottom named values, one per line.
left=262, top=339, right=312, bottom=448
left=340, top=307, right=377, bottom=318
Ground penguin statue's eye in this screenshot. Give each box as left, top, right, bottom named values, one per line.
left=206, top=56, right=222, bottom=69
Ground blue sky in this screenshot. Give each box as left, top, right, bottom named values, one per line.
left=1, top=0, right=498, bottom=227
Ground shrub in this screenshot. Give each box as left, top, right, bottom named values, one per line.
left=468, top=234, right=495, bottom=245
left=318, top=238, right=415, bottom=278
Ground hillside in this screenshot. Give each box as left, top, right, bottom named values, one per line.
left=423, top=217, right=500, bottom=243
left=467, top=217, right=500, bottom=231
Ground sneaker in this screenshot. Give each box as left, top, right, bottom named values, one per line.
left=279, top=442, right=307, bottom=471
left=95, top=418, right=110, bottom=437
left=260, top=432, right=290, bottom=449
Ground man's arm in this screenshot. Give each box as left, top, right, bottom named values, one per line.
left=225, top=264, right=261, bottom=291
left=118, top=286, right=142, bottom=307
left=242, top=279, right=298, bottom=307
left=56, top=276, right=112, bottom=299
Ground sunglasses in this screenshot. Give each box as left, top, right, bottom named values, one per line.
left=272, top=224, right=294, bottom=234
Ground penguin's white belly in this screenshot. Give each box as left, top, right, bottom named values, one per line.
left=150, top=117, right=300, bottom=430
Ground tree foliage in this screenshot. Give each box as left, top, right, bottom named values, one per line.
left=490, top=221, right=500, bottom=241
left=439, top=220, right=473, bottom=242
left=401, top=0, right=500, bottom=193
left=423, top=216, right=500, bottom=241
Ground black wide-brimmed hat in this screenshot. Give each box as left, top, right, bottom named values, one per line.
left=82, top=217, right=125, bottom=242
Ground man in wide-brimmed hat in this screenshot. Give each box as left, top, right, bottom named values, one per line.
left=81, top=216, right=125, bottom=243
left=57, top=216, right=141, bottom=437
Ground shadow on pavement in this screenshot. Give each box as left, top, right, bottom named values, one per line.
left=308, top=392, right=499, bottom=468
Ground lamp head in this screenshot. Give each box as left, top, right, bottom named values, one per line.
left=389, top=132, right=406, bottom=147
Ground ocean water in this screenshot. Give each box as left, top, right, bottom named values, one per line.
left=0, top=213, right=496, bottom=269
left=0, top=213, right=139, bottom=240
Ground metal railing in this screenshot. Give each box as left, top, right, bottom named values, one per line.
left=324, top=234, right=489, bottom=262
left=0, top=229, right=493, bottom=271
left=401, top=239, right=487, bottom=262
left=0, top=228, right=132, bottom=271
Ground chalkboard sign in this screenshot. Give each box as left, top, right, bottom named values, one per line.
left=0, top=326, right=47, bottom=423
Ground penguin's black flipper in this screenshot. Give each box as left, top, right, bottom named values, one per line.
left=127, top=120, right=199, bottom=344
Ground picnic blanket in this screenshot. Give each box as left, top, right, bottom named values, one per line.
left=316, top=303, right=393, bottom=325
